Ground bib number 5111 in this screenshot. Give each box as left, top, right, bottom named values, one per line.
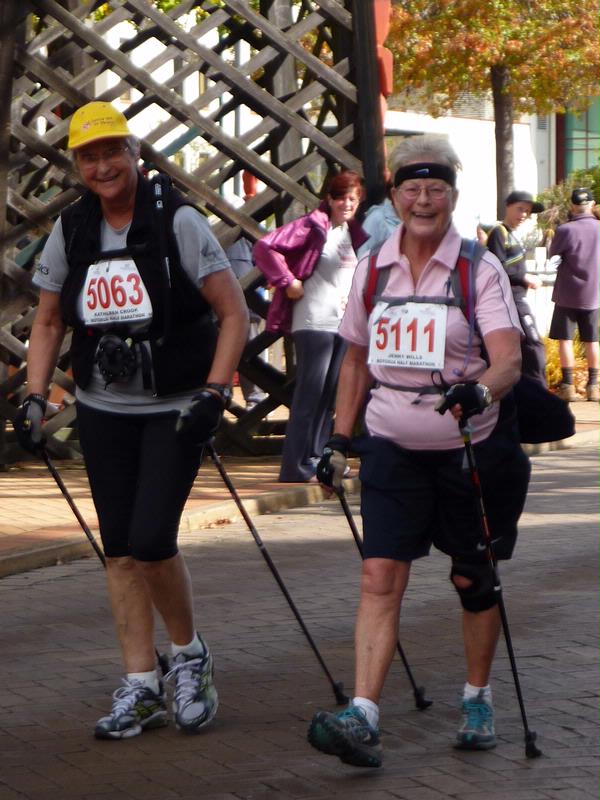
left=375, top=315, right=436, bottom=352
left=368, top=302, right=447, bottom=369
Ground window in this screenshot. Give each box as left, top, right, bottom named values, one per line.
left=564, top=98, right=599, bottom=173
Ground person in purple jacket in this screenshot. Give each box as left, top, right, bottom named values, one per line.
left=549, top=188, right=599, bottom=402
left=253, top=171, right=368, bottom=482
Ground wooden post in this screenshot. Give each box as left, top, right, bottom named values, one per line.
left=0, top=0, right=21, bottom=471
left=351, top=0, right=387, bottom=206
left=0, top=0, right=19, bottom=265
left=260, top=0, right=305, bottom=224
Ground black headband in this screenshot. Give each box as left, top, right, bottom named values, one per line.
left=393, top=162, right=456, bottom=188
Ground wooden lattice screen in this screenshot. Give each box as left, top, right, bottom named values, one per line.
left=0, top=0, right=385, bottom=462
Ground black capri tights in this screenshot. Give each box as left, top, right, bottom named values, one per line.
left=77, top=402, right=203, bottom=561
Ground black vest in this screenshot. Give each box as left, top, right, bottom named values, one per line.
left=60, top=174, right=218, bottom=396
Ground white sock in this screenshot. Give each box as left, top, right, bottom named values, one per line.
left=127, top=670, right=160, bottom=694
left=463, top=682, right=492, bottom=704
left=352, top=696, right=379, bottom=728
left=171, top=631, right=206, bottom=659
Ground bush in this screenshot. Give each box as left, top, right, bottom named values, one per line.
left=544, top=332, right=587, bottom=391
left=536, top=168, right=599, bottom=241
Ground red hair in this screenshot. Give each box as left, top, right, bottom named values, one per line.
left=324, top=170, right=363, bottom=200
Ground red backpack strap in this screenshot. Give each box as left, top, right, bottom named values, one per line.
left=452, top=238, right=487, bottom=322
left=456, top=252, right=472, bottom=323
left=363, top=247, right=382, bottom=315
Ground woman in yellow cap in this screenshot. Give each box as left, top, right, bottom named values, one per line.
left=14, top=101, right=249, bottom=739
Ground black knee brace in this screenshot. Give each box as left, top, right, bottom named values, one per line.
left=450, top=561, right=499, bottom=612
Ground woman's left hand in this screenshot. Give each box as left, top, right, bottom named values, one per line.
left=285, top=278, right=304, bottom=300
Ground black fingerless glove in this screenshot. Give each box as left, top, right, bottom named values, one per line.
left=316, top=433, right=351, bottom=489
left=435, top=382, right=492, bottom=420
left=13, top=393, right=47, bottom=455
left=176, top=389, right=224, bottom=446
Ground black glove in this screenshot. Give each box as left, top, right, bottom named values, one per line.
left=176, top=389, right=224, bottom=446
left=435, top=382, right=492, bottom=421
left=13, top=393, right=47, bottom=455
left=316, top=434, right=351, bottom=489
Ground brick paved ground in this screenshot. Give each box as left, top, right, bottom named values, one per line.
left=0, top=444, right=597, bottom=800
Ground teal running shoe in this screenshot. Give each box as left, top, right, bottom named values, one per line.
left=307, top=704, right=383, bottom=768
left=456, top=690, right=496, bottom=750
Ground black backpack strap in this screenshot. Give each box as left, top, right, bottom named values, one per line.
left=151, top=172, right=174, bottom=344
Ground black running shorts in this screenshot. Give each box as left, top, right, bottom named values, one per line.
left=355, top=425, right=530, bottom=564
left=77, top=402, right=203, bottom=560
left=549, top=305, right=599, bottom=343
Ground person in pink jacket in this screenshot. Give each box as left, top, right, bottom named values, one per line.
left=253, top=171, right=368, bottom=482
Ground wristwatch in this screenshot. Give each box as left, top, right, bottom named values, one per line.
left=478, top=383, right=493, bottom=407
left=204, top=382, right=233, bottom=408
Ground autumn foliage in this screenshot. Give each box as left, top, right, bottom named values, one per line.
left=388, top=0, right=599, bottom=117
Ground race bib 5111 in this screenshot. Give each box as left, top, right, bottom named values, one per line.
left=368, top=301, right=447, bottom=369
left=81, top=259, right=153, bottom=327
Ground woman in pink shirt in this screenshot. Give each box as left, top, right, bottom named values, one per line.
left=307, top=135, right=530, bottom=767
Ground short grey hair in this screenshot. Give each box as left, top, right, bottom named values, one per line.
left=388, top=134, right=462, bottom=176
left=125, top=134, right=141, bottom=158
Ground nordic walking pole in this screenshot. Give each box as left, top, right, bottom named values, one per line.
left=459, top=420, right=542, bottom=759
left=41, top=448, right=171, bottom=678
left=41, top=448, right=106, bottom=566
left=334, top=487, right=432, bottom=711
left=206, top=442, right=349, bottom=705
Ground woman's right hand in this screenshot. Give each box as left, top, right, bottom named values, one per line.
left=285, top=278, right=304, bottom=300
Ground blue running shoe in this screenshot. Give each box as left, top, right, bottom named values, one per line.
left=307, top=704, right=383, bottom=768
left=456, top=690, right=496, bottom=750
left=94, top=679, right=167, bottom=740
left=166, top=640, right=218, bottom=733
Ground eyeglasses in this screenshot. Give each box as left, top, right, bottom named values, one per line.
left=398, top=182, right=451, bottom=200
left=77, top=145, right=129, bottom=168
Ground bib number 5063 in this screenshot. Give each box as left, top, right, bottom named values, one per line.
left=82, top=258, right=153, bottom=326
left=86, top=273, right=144, bottom=310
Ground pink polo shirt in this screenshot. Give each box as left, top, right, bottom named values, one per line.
left=339, top=224, right=522, bottom=450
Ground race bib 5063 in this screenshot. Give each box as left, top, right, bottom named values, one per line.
left=368, top=301, right=447, bottom=369
left=81, top=259, right=153, bottom=327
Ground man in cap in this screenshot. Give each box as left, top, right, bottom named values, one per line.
left=548, top=188, right=599, bottom=402
left=486, top=191, right=547, bottom=386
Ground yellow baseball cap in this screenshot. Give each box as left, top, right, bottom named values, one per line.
left=68, top=101, right=131, bottom=149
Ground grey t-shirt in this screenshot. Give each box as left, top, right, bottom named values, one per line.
left=34, top=205, right=230, bottom=413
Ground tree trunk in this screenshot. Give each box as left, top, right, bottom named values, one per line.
left=491, top=64, right=514, bottom=219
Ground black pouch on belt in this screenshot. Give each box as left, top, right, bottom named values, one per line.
left=95, top=333, right=138, bottom=387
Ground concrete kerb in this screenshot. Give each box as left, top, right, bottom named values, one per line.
left=521, top=427, right=598, bottom=455
left=1, top=426, right=596, bottom=579
left=178, top=480, right=353, bottom=533
left=0, top=541, right=94, bottom=579
left=0, top=476, right=361, bottom=579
